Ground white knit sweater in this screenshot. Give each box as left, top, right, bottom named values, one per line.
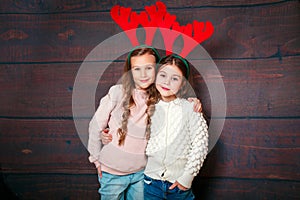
left=144, top=98, right=209, bottom=188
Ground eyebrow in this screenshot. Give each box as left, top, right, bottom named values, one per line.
left=132, top=63, right=155, bottom=68
left=158, top=70, right=182, bottom=78
left=172, top=75, right=182, bottom=79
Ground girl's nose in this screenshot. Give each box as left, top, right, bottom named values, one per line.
left=164, top=78, right=171, bottom=85
left=141, top=68, right=147, bottom=77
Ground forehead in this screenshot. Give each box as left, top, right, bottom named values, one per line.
left=131, top=53, right=156, bottom=66
left=158, top=64, right=183, bottom=76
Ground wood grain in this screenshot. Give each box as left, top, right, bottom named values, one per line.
left=2, top=173, right=299, bottom=200
left=202, top=119, right=300, bottom=180
left=1, top=118, right=299, bottom=181
left=0, top=1, right=299, bottom=62
left=0, top=0, right=288, bottom=13
left=2, top=173, right=99, bottom=200
left=192, top=176, right=300, bottom=200
left=0, top=1, right=299, bottom=199
left=1, top=56, right=299, bottom=117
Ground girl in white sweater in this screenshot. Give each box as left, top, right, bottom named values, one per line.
left=144, top=54, right=209, bottom=200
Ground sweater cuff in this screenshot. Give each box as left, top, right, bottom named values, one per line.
left=94, top=161, right=101, bottom=168
left=176, top=171, right=195, bottom=189
left=88, top=155, right=98, bottom=163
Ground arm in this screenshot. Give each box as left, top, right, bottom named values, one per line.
left=87, top=85, right=120, bottom=165
left=176, top=112, right=209, bottom=189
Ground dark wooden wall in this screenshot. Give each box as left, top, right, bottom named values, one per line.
left=1, top=0, right=299, bottom=199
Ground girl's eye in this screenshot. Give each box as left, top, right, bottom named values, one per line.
left=172, top=77, right=179, bottom=81
left=159, top=74, right=166, bottom=78
left=147, top=66, right=154, bottom=70
left=134, top=67, right=140, bottom=71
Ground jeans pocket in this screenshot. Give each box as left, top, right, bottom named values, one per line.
left=143, top=175, right=152, bottom=185
left=98, top=172, right=112, bottom=185
left=169, top=186, right=179, bottom=194
left=176, top=187, right=185, bottom=194
left=177, top=187, right=191, bottom=195
left=169, top=186, right=187, bottom=194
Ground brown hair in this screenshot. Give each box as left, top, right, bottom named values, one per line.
left=117, top=47, right=160, bottom=145
left=157, top=54, right=193, bottom=98
left=145, top=54, right=194, bottom=135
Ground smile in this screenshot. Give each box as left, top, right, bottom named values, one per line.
left=140, top=79, right=149, bottom=83
left=161, top=86, right=170, bottom=91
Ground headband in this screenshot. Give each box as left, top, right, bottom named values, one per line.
left=127, top=45, right=160, bottom=66
left=158, top=54, right=190, bottom=79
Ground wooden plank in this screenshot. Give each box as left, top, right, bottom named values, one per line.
left=192, top=176, right=300, bottom=200
left=1, top=56, right=299, bottom=117
left=1, top=173, right=299, bottom=200
left=0, top=118, right=299, bottom=181
left=200, top=118, right=300, bottom=180
left=0, top=172, right=18, bottom=200
left=0, top=1, right=299, bottom=62
left=0, top=62, right=123, bottom=118
left=2, top=173, right=99, bottom=200
left=203, top=56, right=300, bottom=117
left=0, top=0, right=287, bottom=13
left=0, top=119, right=93, bottom=174
left=0, top=13, right=115, bottom=63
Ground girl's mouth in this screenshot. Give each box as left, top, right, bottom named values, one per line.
left=161, top=86, right=170, bottom=91
left=140, top=79, right=149, bottom=83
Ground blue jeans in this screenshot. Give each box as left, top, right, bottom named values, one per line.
left=98, top=170, right=144, bottom=200
left=144, top=175, right=195, bottom=200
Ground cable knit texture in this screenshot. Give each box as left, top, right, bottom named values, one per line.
left=88, top=85, right=148, bottom=175
left=144, top=98, right=209, bottom=188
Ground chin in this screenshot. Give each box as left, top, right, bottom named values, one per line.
left=158, top=90, right=169, bottom=97
left=140, top=83, right=151, bottom=89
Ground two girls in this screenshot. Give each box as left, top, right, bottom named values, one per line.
left=88, top=46, right=205, bottom=200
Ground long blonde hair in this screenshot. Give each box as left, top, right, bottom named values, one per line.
left=117, top=46, right=160, bottom=145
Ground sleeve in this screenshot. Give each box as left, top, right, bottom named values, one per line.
left=87, top=85, right=121, bottom=163
left=177, top=110, right=209, bottom=188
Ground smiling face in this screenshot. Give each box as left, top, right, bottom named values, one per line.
left=155, top=64, right=184, bottom=102
left=131, top=53, right=156, bottom=90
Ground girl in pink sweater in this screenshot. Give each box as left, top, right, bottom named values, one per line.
left=88, top=46, right=202, bottom=200
left=88, top=46, right=160, bottom=200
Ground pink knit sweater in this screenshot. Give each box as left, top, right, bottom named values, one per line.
left=87, top=84, right=148, bottom=175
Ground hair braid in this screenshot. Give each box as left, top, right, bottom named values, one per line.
left=117, top=75, right=134, bottom=145
left=145, top=84, right=160, bottom=140
left=117, top=96, right=133, bottom=145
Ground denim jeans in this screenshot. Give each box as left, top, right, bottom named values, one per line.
left=98, top=170, right=144, bottom=200
left=144, top=175, right=195, bottom=200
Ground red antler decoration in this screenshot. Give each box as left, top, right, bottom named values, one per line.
left=110, top=5, right=140, bottom=46
left=110, top=1, right=214, bottom=57
left=179, top=20, right=214, bottom=57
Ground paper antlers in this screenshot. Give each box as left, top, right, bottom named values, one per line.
left=110, top=1, right=214, bottom=57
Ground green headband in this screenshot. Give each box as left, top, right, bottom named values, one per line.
left=127, top=45, right=160, bottom=66
left=158, top=54, right=190, bottom=79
